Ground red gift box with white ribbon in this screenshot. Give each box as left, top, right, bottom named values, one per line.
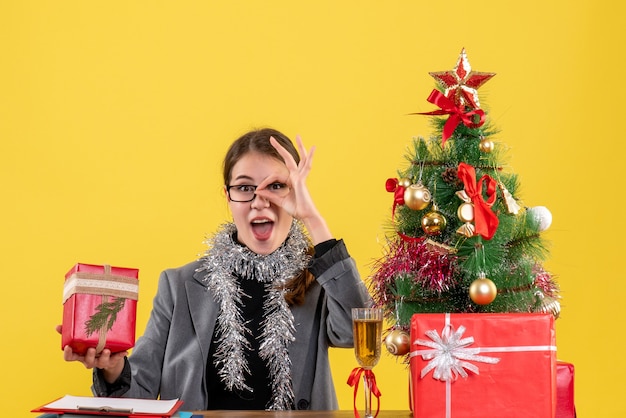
left=410, top=313, right=556, bottom=418
left=61, top=263, right=139, bottom=355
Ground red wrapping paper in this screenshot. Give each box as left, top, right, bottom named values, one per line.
left=410, top=313, right=556, bottom=418
left=556, top=361, right=576, bottom=418
left=62, top=263, right=139, bottom=355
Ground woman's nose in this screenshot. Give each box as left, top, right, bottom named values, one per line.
left=250, top=193, right=270, bottom=209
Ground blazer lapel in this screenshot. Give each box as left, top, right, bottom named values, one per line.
left=187, top=269, right=218, bottom=361
left=289, top=283, right=323, bottom=400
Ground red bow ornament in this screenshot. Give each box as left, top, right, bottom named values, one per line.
left=456, top=162, right=499, bottom=240
left=414, top=89, right=486, bottom=146
left=347, top=367, right=382, bottom=418
left=385, top=178, right=406, bottom=217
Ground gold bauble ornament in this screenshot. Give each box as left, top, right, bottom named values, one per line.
left=385, top=329, right=411, bottom=356
left=421, top=211, right=447, bottom=235
left=479, top=138, right=494, bottom=153
left=398, top=177, right=412, bottom=188
left=403, top=182, right=431, bottom=211
left=469, top=276, right=497, bottom=305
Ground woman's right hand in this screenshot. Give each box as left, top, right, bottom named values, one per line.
left=56, top=325, right=127, bottom=382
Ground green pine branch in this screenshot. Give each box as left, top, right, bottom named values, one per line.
left=84, top=297, right=126, bottom=337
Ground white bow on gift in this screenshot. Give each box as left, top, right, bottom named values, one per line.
left=412, top=324, right=500, bottom=381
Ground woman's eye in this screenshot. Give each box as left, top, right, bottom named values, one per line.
left=269, top=182, right=287, bottom=191
left=237, top=185, right=255, bottom=192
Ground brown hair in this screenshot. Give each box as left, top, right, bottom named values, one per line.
left=223, top=127, right=315, bottom=306
left=223, top=128, right=299, bottom=185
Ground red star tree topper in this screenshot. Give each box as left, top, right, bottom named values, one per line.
left=429, top=48, right=495, bottom=109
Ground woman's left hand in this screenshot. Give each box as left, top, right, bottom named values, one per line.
left=255, top=135, right=315, bottom=220
left=255, top=135, right=332, bottom=243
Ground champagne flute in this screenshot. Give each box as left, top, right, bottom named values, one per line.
left=352, top=307, right=383, bottom=418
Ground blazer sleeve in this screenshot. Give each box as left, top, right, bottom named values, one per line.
left=309, top=239, right=373, bottom=347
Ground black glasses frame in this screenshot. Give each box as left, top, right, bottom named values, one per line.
left=225, top=185, right=258, bottom=202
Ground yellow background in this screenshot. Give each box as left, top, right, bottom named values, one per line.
left=1, top=1, right=624, bottom=417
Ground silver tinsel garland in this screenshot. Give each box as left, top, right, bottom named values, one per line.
left=197, top=221, right=311, bottom=410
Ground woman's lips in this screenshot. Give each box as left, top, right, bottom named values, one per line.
left=250, top=219, right=274, bottom=241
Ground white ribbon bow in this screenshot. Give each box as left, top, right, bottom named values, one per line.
left=413, top=324, right=500, bottom=381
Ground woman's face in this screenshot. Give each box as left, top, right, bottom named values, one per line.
left=226, top=151, right=293, bottom=255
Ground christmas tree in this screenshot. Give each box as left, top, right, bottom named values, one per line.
left=371, top=49, right=560, bottom=357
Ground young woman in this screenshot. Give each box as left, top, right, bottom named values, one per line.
left=60, top=128, right=372, bottom=410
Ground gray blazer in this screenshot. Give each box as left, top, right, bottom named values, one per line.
left=93, top=240, right=372, bottom=410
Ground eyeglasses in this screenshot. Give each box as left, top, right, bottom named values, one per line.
left=226, top=183, right=290, bottom=202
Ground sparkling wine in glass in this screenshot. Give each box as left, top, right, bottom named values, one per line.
left=352, top=307, right=383, bottom=417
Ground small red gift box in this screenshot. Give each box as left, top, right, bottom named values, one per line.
left=556, top=361, right=576, bottom=418
left=410, top=313, right=556, bottom=418
left=62, top=263, right=139, bottom=355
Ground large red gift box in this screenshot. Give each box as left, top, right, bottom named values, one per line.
left=410, top=313, right=556, bottom=418
left=62, top=263, right=139, bottom=355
